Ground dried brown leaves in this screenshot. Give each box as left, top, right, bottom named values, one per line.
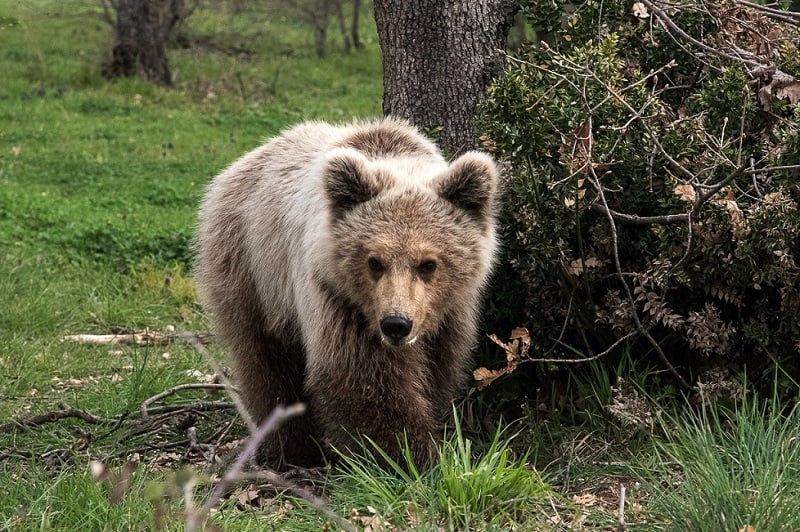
left=473, top=327, right=531, bottom=390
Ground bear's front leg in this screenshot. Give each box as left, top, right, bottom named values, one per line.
left=229, top=330, right=324, bottom=469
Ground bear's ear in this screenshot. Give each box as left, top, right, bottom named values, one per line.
left=324, top=148, right=384, bottom=219
left=436, top=151, right=498, bottom=221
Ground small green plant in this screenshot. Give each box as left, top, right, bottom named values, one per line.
left=131, top=261, right=198, bottom=305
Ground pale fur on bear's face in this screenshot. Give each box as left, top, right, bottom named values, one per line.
left=323, top=147, right=498, bottom=347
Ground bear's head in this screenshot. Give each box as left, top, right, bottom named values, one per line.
left=323, top=147, right=499, bottom=347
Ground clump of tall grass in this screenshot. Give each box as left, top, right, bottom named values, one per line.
left=334, top=413, right=551, bottom=530
left=647, top=391, right=800, bottom=530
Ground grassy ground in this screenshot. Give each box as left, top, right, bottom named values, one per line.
left=3, top=1, right=800, bottom=530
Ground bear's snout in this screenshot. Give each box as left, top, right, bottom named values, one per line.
left=380, top=314, right=414, bottom=345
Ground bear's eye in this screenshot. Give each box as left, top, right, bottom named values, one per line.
left=418, top=260, right=437, bottom=276
left=368, top=257, right=384, bottom=274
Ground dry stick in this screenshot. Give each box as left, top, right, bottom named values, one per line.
left=142, top=400, right=234, bottom=416
left=588, top=205, right=689, bottom=225
left=61, top=330, right=212, bottom=346
left=0, top=404, right=114, bottom=433
left=736, top=0, right=800, bottom=22
left=617, top=484, right=627, bottom=532
left=140, top=383, right=229, bottom=420
left=522, top=330, right=639, bottom=365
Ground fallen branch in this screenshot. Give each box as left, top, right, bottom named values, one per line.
left=617, top=484, right=627, bottom=532
left=141, top=383, right=229, bottom=420
left=61, top=329, right=213, bottom=347
left=0, top=404, right=114, bottom=433
left=474, top=328, right=639, bottom=390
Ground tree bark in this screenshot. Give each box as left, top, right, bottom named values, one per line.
left=374, top=0, right=517, bottom=155
left=103, top=0, right=172, bottom=86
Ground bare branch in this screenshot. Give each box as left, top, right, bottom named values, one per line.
left=589, top=204, right=690, bottom=225
left=736, top=0, right=800, bottom=25
left=0, top=404, right=114, bottom=433
left=641, top=0, right=763, bottom=69
left=140, top=383, right=230, bottom=420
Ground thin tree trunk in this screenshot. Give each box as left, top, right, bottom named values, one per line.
left=313, top=0, right=332, bottom=57
left=374, top=0, right=517, bottom=155
left=351, top=0, right=363, bottom=49
left=334, top=0, right=351, bottom=52
left=103, top=0, right=172, bottom=86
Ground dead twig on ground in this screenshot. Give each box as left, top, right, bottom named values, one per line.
left=61, top=329, right=213, bottom=347
left=141, top=383, right=229, bottom=420
left=0, top=404, right=115, bottom=433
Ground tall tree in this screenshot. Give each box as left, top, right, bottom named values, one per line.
left=374, top=0, right=517, bottom=154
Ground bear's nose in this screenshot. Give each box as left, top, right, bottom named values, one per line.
left=380, top=315, right=413, bottom=342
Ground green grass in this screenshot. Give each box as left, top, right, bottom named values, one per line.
left=646, top=391, right=800, bottom=530
left=332, top=417, right=551, bottom=530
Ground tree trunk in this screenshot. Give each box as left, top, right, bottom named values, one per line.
left=374, top=0, right=517, bottom=155
left=334, top=0, right=352, bottom=52
left=351, top=0, right=363, bottom=49
left=312, top=0, right=332, bottom=57
left=103, top=0, right=172, bottom=86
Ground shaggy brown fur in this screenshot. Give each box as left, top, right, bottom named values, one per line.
left=196, top=118, right=499, bottom=468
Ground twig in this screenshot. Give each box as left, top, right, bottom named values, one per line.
left=142, top=400, right=235, bottom=416
left=736, top=0, right=800, bottom=25
left=186, top=426, right=218, bottom=468
left=589, top=204, right=689, bottom=225
left=691, top=161, right=751, bottom=217
left=617, top=484, right=627, bottom=532
left=529, top=330, right=639, bottom=364
left=0, top=404, right=114, bottom=433
left=140, top=383, right=229, bottom=420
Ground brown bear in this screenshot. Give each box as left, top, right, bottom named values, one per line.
left=196, top=118, right=499, bottom=469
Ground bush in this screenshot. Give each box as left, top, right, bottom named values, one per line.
left=481, top=0, right=800, bottom=392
